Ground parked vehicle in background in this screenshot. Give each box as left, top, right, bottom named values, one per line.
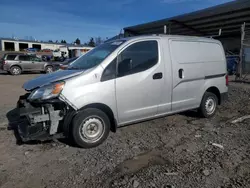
left=226, top=55, right=239, bottom=75
left=58, top=56, right=78, bottom=70
left=52, top=57, right=78, bottom=71
left=17, top=35, right=228, bottom=148
left=0, top=53, right=55, bottom=75
left=41, top=49, right=52, bottom=52
left=24, top=48, right=39, bottom=52
left=53, top=48, right=68, bottom=61
left=41, top=55, right=53, bottom=62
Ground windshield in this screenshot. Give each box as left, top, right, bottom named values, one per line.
left=68, top=40, right=125, bottom=70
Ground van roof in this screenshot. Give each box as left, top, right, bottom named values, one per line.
left=111, top=34, right=218, bottom=43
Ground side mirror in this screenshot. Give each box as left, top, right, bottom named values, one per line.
left=118, top=58, right=133, bottom=76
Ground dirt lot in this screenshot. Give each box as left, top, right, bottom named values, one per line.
left=0, top=72, right=250, bottom=188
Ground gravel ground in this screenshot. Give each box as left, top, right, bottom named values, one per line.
left=0, top=73, right=250, bottom=188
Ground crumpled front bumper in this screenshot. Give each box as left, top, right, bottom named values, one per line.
left=17, top=94, right=65, bottom=142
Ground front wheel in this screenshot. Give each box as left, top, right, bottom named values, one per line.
left=72, top=108, right=110, bottom=148
left=198, top=92, right=218, bottom=118
left=45, top=66, right=53, bottom=74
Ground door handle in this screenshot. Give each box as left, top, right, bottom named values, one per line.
left=153, top=72, right=163, bottom=80
left=179, top=69, right=184, bottom=79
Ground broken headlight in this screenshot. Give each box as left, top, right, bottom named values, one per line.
left=28, top=82, right=65, bottom=101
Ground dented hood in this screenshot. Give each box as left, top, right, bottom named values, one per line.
left=23, top=70, right=84, bottom=91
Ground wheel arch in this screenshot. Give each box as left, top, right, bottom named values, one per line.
left=10, top=64, right=22, bottom=71
left=205, top=86, right=221, bottom=105
left=80, top=103, right=117, bottom=133
left=45, top=64, right=53, bottom=69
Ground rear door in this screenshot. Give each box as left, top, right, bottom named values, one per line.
left=18, top=55, right=33, bottom=71
left=30, top=56, right=45, bottom=71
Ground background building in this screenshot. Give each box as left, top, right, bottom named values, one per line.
left=0, top=38, right=90, bottom=52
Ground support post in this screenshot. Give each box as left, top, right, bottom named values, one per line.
left=164, top=25, right=167, bottom=34
left=239, top=22, right=246, bottom=78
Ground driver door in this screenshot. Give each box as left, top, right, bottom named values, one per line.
left=115, top=40, right=165, bottom=125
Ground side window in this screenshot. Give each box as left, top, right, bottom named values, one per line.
left=30, top=56, right=41, bottom=62
left=101, top=58, right=117, bottom=82
left=6, top=55, right=17, bottom=60
left=19, top=55, right=30, bottom=61
left=118, top=40, right=158, bottom=77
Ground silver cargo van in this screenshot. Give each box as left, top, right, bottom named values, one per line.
left=17, top=35, right=228, bottom=148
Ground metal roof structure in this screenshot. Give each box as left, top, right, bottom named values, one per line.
left=124, top=0, right=250, bottom=38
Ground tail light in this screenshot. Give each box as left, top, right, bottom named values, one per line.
left=59, top=65, right=67, bottom=70
left=226, top=74, right=229, bottom=86
left=3, top=60, right=6, bottom=65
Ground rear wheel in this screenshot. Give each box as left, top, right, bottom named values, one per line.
left=72, top=108, right=110, bottom=148
left=45, top=66, right=53, bottom=74
left=10, top=66, right=21, bottom=75
left=198, top=92, right=218, bottom=118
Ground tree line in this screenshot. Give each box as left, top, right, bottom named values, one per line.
left=47, top=37, right=107, bottom=47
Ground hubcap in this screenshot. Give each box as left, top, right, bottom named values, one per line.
left=13, top=68, right=20, bottom=75
left=205, top=97, right=216, bottom=115
left=80, top=117, right=105, bottom=143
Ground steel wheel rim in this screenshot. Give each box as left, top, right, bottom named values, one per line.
left=79, top=116, right=105, bottom=143
left=13, top=67, right=20, bottom=75
left=205, top=97, right=216, bottom=115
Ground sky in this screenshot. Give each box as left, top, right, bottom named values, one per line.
left=0, top=0, right=234, bottom=43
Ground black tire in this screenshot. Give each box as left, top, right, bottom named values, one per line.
left=45, top=66, right=53, bottom=74
left=198, top=92, right=218, bottom=118
left=72, top=108, right=110, bottom=148
left=10, top=66, right=21, bottom=75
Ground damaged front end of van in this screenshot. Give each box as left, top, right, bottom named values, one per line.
left=16, top=70, right=82, bottom=142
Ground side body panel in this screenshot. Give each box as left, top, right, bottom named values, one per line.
left=157, top=38, right=173, bottom=116
left=169, top=38, right=227, bottom=112
left=32, top=61, right=46, bottom=71
left=3, top=60, right=15, bottom=71
left=61, top=63, right=118, bottom=121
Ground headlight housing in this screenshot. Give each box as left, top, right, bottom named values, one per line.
left=28, top=82, right=65, bottom=101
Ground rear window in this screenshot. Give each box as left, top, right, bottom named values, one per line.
left=6, top=55, right=17, bottom=60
